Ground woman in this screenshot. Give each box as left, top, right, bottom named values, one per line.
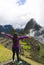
left=1, top=32, right=31, bottom=63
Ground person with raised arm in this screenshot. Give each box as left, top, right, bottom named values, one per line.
left=0, top=32, right=31, bottom=64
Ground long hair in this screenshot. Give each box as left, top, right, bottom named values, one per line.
left=13, top=33, right=18, bottom=44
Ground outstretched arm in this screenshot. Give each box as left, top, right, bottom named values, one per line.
left=18, top=35, right=31, bottom=40
left=0, top=32, right=13, bottom=39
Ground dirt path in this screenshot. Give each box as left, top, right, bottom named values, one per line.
left=0, top=55, right=43, bottom=65
left=4, top=59, right=31, bottom=65
left=20, top=56, right=43, bottom=65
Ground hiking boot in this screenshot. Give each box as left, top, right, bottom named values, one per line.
left=18, top=61, right=22, bottom=65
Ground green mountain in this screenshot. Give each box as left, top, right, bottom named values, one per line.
left=24, top=18, right=41, bottom=34
left=0, top=25, right=15, bottom=36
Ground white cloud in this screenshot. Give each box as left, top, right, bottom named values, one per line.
left=38, top=0, right=44, bottom=27
left=0, top=0, right=44, bottom=27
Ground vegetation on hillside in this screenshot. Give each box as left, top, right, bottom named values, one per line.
left=0, top=44, right=12, bottom=62
left=0, top=37, right=44, bottom=64
left=20, top=37, right=44, bottom=64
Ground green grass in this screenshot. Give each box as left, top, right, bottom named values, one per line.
left=20, top=41, right=30, bottom=50
left=23, top=45, right=30, bottom=50
left=40, top=44, right=44, bottom=56
left=0, top=40, right=43, bottom=65
left=20, top=41, right=27, bottom=45
left=20, top=40, right=44, bottom=64
left=0, top=37, right=44, bottom=64
left=0, top=44, right=12, bottom=62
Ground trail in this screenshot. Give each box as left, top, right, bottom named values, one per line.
left=0, top=56, right=42, bottom=65
left=0, top=37, right=43, bottom=65
left=4, top=59, right=31, bottom=65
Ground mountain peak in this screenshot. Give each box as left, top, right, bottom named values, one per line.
left=24, top=18, right=42, bottom=33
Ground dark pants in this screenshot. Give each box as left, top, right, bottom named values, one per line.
left=12, top=47, right=20, bottom=62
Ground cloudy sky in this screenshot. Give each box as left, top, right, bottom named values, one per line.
left=0, top=0, right=44, bottom=28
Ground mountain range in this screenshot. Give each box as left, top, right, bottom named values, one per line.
left=0, top=18, right=44, bottom=35
left=0, top=25, right=15, bottom=36
left=0, top=18, right=44, bottom=44
left=23, top=18, right=44, bottom=44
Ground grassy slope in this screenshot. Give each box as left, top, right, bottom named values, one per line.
left=20, top=39, right=44, bottom=64
left=0, top=44, right=42, bottom=65
left=20, top=41, right=31, bottom=50
left=40, top=44, right=44, bottom=56
left=0, top=44, right=12, bottom=62
left=0, top=37, right=44, bottom=65
left=21, top=56, right=42, bottom=65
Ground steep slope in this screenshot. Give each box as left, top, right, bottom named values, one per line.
left=24, top=18, right=41, bottom=34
